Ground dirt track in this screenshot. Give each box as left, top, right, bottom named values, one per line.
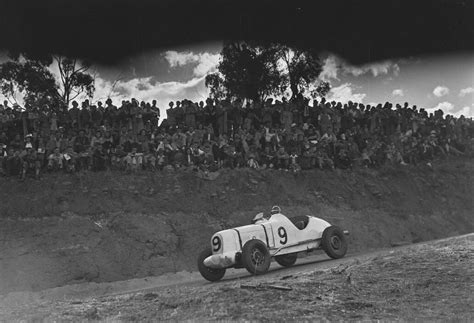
left=1, top=234, right=472, bottom=321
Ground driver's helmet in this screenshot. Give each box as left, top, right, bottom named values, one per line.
left=270, top=205, right=281, bottom=215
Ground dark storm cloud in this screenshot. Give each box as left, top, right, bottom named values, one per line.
left=0, top=0, right=472, bottom=65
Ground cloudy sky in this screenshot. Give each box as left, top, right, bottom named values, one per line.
left=1, top=43, right=473, bottom=118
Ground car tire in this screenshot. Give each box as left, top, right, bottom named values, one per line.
left=242, top=239, right=271, bottom=275
left=275, top=253, right=298, bottom=267
left=321, top=226, right=348, bottom=259
left=197, top=247, right=226, bottom=282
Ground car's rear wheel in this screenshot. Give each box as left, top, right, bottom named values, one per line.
left=197, top=247, right=226, bottom=282
left=242, top=239, right=271, bottom=275
left=275, top=253, right=298, bottom=267
left=321, top=226, right=348, bottom=259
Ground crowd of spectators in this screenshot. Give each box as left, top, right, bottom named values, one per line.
left=0, top=95, right=473, bottom=180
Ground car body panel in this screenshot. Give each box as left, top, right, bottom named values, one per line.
left=204, top=213, right=333, bottom=269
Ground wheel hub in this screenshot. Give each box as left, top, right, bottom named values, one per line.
left=251, top=248, right=264, bottom=266
left=330, top=236, right=341, bottom=250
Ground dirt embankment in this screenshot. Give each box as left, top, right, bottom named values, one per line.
left=1, top=157, right=473, bottom=293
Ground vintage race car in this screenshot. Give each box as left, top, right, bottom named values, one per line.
left=197, top=206, right=349, bottom=281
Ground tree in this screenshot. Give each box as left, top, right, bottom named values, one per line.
left=205, top=73, right=227, bottom=100
left=0, top=54, right=59, bottom=109
left=206, top=42, right=285, bottom=102
left=274, top=45, right=324, bottom=100
left=53, top=56, right=95, bottom=108
left=206, top=42, right=328, bottom=103
left=0, top=52, right=95, bottom=111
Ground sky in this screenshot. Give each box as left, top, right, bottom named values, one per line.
left=1, top=44, right=473, bottom=119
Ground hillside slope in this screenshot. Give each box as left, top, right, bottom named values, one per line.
left=1, top=157, right=473, bottom=293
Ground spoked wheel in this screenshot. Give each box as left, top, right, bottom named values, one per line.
left=321, top=226, right=348, bottom=259
left=197, top=247, right=226, bottom=282
left=251, top=248, right=265, bottom=265
left=242, top=239, right=271, bottom=275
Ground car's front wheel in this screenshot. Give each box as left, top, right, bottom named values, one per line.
left=321, top=226, right=348, bottom=259
left=275, top=253, right=298, bottom=267
left=197, top=247, right=226, bottom=282
left=242, top=239, right=271, bottom=275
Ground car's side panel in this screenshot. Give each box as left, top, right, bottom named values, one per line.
left=271, top=240, right=321, bottom=256
left=260, top=222, right=275, bottom=248
left=266, top=214, right=331, bottom=255
left=236, top=224, right=268, bottom=249
left=267, top=214, right=306, bottom=249
left=307, top=217, right=332, bottom=238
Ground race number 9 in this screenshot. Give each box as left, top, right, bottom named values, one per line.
left=278, top=227, right=287, bottom=245
left=212, top=236, right=221, bottom=252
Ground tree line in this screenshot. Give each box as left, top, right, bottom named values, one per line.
left=0, top=42, right=330, bottom=111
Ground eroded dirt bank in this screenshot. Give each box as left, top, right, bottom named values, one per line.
left=0, top=157, right=473, bottom=293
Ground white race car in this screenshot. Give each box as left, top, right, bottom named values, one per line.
left=197, top=206, right=349, bottom=281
